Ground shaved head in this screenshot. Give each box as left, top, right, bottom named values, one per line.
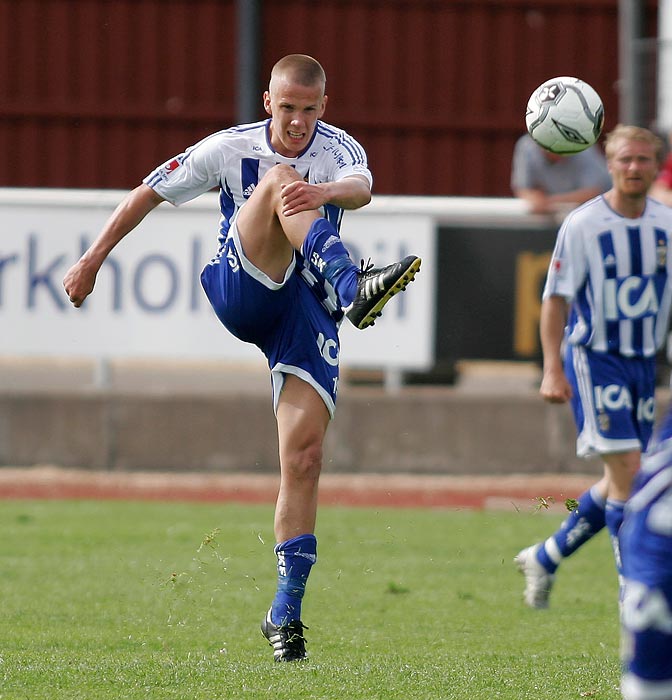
left=270, top=54, right=326, bottom=95
left=263, top=54, right=328, bottom=156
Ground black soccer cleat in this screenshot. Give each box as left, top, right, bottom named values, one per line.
left=346, top=255, right=421, bottom=330
left=261, top=609, right=308, bottom=662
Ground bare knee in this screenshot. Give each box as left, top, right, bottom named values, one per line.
left=260, top=163, right=302, bottom=191
left=281, top=441, right=323, bottom=484
left=276, top=375, right=329, bottom=486
left=243, top=164, right=302, bottom=218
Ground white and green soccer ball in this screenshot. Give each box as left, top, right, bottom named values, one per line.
left=525, top=76, right=604, bottom=154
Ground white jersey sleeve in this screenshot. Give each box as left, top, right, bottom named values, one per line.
left=543, top=204, right=589, bottom=302
left=309, top=123, right=373, bottom=189
left=143, top=132, right=227, bottom=206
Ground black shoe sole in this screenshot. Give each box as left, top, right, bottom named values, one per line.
left=353, top=257, right=421, bottom=329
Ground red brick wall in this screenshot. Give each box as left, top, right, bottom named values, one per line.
left=0, top=0, right=656, bottom=195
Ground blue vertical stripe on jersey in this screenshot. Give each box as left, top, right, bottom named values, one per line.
left=241, top=158, right=260, bottom=199
left=627, top=226, right=643, bottom=276
left=323, top=203, right=343, bottom=232
left=627, top=226, right=644, bottom=355
left=218, top=180, right=236, bottom=242
left=598, top=230, right=619, bottom=352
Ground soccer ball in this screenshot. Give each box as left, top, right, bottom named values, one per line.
left=525, top=76, right=604, bottom=154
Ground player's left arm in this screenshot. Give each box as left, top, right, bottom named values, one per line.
left=281, top=175, right=371, bottom=217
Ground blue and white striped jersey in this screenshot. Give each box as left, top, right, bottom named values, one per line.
left=620, top=405, right=672, bottom=699
left=544, top=195, right=672, bottom=357
left=628, top=405, right=672, bottom=533
left=143, top=118, right=372, bottom=254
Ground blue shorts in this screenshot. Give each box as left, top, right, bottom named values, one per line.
left=620, top=438, right=672, bottom=699
left=564, top=345, right=656, bottom=457
left=200, top=225, right=340, bottom=417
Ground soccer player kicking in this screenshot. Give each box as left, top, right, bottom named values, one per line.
left=515, top=125, right=672, bottom=609
left=63, top=54, right=421, bottom=660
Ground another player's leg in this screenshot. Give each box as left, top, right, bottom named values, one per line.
left=602, top=450, right=641, bottom=596
left=515, top=345, right=615, bottom=609
left=515, top=476, right=607, bottom=609
left=601, top=359, right=654, bottom=589
left=261, top=374, right=329, bottom=662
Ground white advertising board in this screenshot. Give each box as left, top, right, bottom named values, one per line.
left=0, top=189, right=435, bottom=370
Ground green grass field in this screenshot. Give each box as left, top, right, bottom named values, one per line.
left=0, top=499, right=622, bottom=699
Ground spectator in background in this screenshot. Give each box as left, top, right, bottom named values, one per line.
left=511, top=133, right=612, bottom=216
left=649, top=131, right=672, bottom=206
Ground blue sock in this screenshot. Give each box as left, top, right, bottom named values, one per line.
left=536, top=485, right=606, bottom=573
left=271, top=534, right=317, bottom=626
left=302, top=219, right=358, bottom=306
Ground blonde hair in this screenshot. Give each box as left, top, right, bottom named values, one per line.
left=604, top=124, right=665, bottom=163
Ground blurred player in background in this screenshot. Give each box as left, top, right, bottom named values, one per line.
left=511, top=133, right=612, bottom=216
left=515, top=125, right=672, bottom=609
left=63, top=54, right=421, bottom=661
left=620, top=403, right=672, bottom=700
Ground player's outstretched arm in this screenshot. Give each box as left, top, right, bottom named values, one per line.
left=63, top=184, right=164, bottom=307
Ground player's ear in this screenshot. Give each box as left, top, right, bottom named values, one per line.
left=263, top=91, right=272, bottom=115
left=319, top=94, right=328, bottom=117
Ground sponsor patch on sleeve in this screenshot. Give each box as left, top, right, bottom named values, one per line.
left=162, top=158, right=182, bottom=178
left=551, top=256, right=565, bottom=278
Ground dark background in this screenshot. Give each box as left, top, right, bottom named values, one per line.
left=0, top=0, right=658, bottom=196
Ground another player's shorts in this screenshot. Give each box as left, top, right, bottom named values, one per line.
left=564, top=344, right=656, bottom=457
left=620, top=436, right=672, bottom=700
left=200, top=223, right=340, bottom=418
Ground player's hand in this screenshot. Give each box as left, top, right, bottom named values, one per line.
left=280, top=181, right=325, bottom=216
left=539, top=367, right=572, bottom=404
left=63, top=259, right=99, bottom=308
